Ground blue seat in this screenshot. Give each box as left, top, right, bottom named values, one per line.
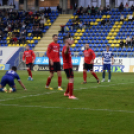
left=96, top=52, right=101, bottom=57
left=127, top=48, right=131, bottom=52
left=102, top=44, right=106, bottom=48
left=118, top=47, right=122, bottom=52
left=78, top=52, right=83, bottom=56
left=122, top=47, right=126, bottom=52
left=113, top=47, right=117, bottom=52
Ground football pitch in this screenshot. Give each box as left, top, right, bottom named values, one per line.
left=0, top=71, right=134, bottom=134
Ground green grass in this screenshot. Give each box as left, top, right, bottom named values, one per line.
left=0, top=71, right=134, bottom=134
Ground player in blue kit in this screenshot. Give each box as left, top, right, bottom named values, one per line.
left=0, top=66, right=27, bottom=93
left=101, top=46, right=114, bottom=82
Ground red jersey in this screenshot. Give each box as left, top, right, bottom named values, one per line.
left=62, top=46, right=72, bottom=69
left=22, top=50, right=36, bottom=64
left=47, top=42, right=60, bottom=62
left=83, top=48, right=96, bottom=64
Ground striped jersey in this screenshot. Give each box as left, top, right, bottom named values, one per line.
left=102, top=51, right=114, bottom=64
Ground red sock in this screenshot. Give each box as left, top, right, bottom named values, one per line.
left=69, top=83, right=73, bottom=96
left=58, top=77, right=62, bottom=87
left=91, top=72, right=99, bottom=80
left=83, top=71, right=87, bottom=82
left=27, top=69, right=32, bottom=78
left=65, top=83, right=69, bottom=94
left=46, top=77, right=51, bottom=86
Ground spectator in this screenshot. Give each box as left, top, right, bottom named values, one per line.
left=126, top=36, right=131, bottom=47
left=125, top=2, right=129, bottom=9
left=57, top=4, right=62, bottom=13
left=120, top=39, right=124, bottom=48
left=79, top=21, right=83, bottom=29
left=120, top=14, right=124, bottom=21
left=67, top=32, right=71, bottom=38
left=0, top=30, right=3, bottom=40
left=59, top=25, right=65, bottom=33
left=80, top=6, right=83, bottom=12
left=103, top=6, right=107, bottom=12
left=12, top=34, right=18, bottom=44
left=119, top=2, right=124, bottom=12
left=74, top=2, right=77, bottom=11
left=20, top=29, right=26, bottom=44
left=128, top=14, right=133, bottom=21
left=131, top=5, right=134, bottom=11
left=132, top=36, right=134, bottom=47
left=91, top=6, right=96, bottom=15
left=28, top=10, right=33, bottom=16
left=64, top=26, right=69, bottom=32
left=95, top=6, right=99, bottom=13
left=107, top=5, right=110, bottom=11
left=44, top=8, right=47, bottom=13
left=47, top=7, right=51, bottom=13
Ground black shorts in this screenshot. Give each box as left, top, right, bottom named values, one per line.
left=84, top=63, right=93, bottom=71
left=49, top=62, right=61, bottom=72
left=64, top=68, right=74, bottom=78
left=26, top=63, right=33, bottom=70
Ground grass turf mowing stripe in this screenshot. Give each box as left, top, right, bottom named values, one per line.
left=0, top=81, right=134, bottom=102
left=0, top=103, right=134, bottom=114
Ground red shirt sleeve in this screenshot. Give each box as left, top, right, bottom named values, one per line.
left=47, top=43, right=52, bottom=59
left=91, top=49, right=96, bottom=59
left=22, top=51, right=26, bottom=61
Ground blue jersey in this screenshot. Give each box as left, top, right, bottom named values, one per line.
left=102, top=51, right=114, bottom=64
left=5, top=70, right=20, bottom=81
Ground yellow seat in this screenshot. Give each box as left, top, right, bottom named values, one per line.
left=115, top=44, right=119, bottom=47
left=115, top=29, right=119, bottom=32
left=111, top=29, right=114, bottom=32
left=113, top=40, right=117, bottom=44
left=71, top=44, right=75, bottom=47
left=74, top=40, right=78, bottom=43
left=108, top=40, right=112, bottom=44
left=24, top=44, right=27, bottom=47
left=76, top=37, right=80, bottom=40
left=113, top=32, right=117, bottom=36
left=90, top=22, right=94, bottom=25
left=123, top=39, right=126, bottom=43
left=38, top=37, right=41, bottom=40
left=48, top=23, right=51, bottom=26
left=115, top=21, right=119, bottom=25
left=47, top=19, right=50, bottom=22
left=94, top=22, right=98, bottom=25
left=111, top=44, right=115, bottom=47
left=117, top=25, right=121, bottom=28
left=96, top=19, right=101, bottom=22
left=81, top=29, right=85, bottom=32
left=119, top=21, right=123, bottom=25
left=102, top=15, right=106, bottom=18
left=6, top=37, right=10, bottom=40
left=31, top=40, right=34, bottom=43
left=107, top=15, right=111, bottom=18
left=77, top=29, right=81, bottom=33
left=111, top=36, right=114, bottom=40
left=79, top=33, right=83, bottom=36
left=75, top=15, right=78, bottom=19
left=106, top=36, right=110, bottom=40
left=28, top=33, right=32, bottom=37
left=8, top=44, right=12, bottom=47
left=7, top=40, right=10, bottom=44
left=109, top=33, right=113, bottom=36
left=71, top=15, right=74, bottom=19
left=20, top=44, right=24, bottom=47
left=74, top=33, right=78, bottom=37
left=73, top=37, right=77, bottom=40
left=33, top=37, right=38, bottom=40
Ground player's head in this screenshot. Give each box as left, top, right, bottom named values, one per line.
left=63, top=37, right=69, bottom=44
left=12, top=66, right=17, bottom=72
left=26, top=45, right=30, bottom=50
left=52, top=34, right=58, bottom=43
left=85, top=44, right=89, bottom=50
left=106, top=45, right=110, bottom=51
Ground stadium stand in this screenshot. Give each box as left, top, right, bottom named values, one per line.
left=0, top=9, right=59, bottom=49
left=57, top=8, right=134, bottom=57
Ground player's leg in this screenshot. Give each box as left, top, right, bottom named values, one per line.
left=108, top=64, right=111, bottom=82
left=0, top=76, right=7, bottom=93
left=26, top=63, right=33, bottom=81
left=56, top=62, right=63, bottom=91
left=90, top=64, right=100, bottom=84
left=45, top=72, right=54, bottom=90
left=8, top=79, right=17, bottom=93
left=64, top=69, right=70, bottom=96
left=9, top=85, right=17, bottom=93
left=102, top=64, right=106, bottom=82
left=81, top=63, right=87, bottom=84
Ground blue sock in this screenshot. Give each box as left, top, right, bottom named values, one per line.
left=108, top=71, right=111, bottom=80
left=12, top=88, right=16, bottom=92
left=0, top=88, right=4, bottom=92
left=102, top=71, right=105, bottom=79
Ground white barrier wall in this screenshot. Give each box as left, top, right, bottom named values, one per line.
left=78, top=58, right=134, bottom=72
left=0, top=47, right=19, bottom=64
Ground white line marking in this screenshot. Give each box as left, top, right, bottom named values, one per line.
left=0, top=103, right=134, bottom=114
left=0, top=82, right=133, bottom=102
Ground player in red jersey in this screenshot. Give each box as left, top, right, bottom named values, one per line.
left=62, top=37, right=77, bottom=99
left=82, top=44, right=100, bottom=84
left=22, top=45, right=36, bottom=81
left=45, top=34, right=63, bottom=91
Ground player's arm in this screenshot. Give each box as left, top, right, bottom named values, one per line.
left=112, top=53, right=114, bottom=64
left=47, top=44, right=53, bottom=65
left=18, top=80, right=27, bottom=90
left=90, top=50, right=96, bottom=64
left=32, top=50, right=36, bottom=63
left=102, top=52, right=104, bottom=65
left=22, top=52, right=26, bottom=63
